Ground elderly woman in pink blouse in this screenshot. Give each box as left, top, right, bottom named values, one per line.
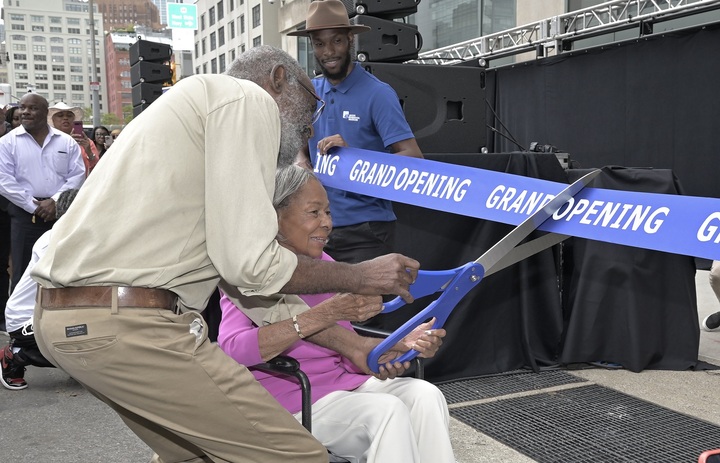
left=218, top=165, right=455, bottom=463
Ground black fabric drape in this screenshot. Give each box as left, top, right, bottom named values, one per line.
left=559, top=167, right=699, bottom=372
left=488, top=25, right=720, bottom=200
left=389, top=152, right=568, bottom=382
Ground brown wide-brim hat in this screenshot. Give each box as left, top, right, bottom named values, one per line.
left=288, top=0, right=371, bottom=37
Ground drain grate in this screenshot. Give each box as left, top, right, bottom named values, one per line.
left=451, top=384, right=720, bottom=462
left=437, top=370, right=587, bottom=405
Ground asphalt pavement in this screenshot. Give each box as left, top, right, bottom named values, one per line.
left=1, top=269, right=719, bottom=462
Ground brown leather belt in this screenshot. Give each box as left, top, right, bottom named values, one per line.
left=40, top=287, right=177, bottom=310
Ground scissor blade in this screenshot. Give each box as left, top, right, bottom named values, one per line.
left=475, top=168, right=601, bottom=273
left=484, top=232, right=570, bottom=277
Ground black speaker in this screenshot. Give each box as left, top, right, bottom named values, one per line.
left=132, top=103, right=152, bottom=118
left=129, top=39, right=172, bottom=66
left=361, top=62, right=487, bottom=153
left=353, top=15, right=422, bottom=63
left=132, top=82, right=164, bottom=106
left=130, top=39, right=173, bottom=116
left=339, top=0, right=420, bottom=19
left=130, top=61, right=173, bottom=86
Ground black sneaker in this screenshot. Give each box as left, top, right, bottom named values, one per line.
left=1, top=345, right=27, bottom=390
left=701, top=312, right=720, bottom=332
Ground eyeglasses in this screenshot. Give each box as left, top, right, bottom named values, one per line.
left=296, top=78, right=325, bottom=125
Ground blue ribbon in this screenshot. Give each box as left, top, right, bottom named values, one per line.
left=313, top=147, right=720, bottom=261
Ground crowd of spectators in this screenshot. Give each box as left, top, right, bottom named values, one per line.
left=0, top=98, right=122, bottom=335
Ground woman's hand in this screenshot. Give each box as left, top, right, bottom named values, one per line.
left=396, top=317, right=445, bottom=359
left=72, top=133, right=95, bottom=160
left=315, top=293, right=383, bottom=323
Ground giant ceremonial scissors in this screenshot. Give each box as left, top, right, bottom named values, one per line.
left=366, top=168, right=602, bottom=373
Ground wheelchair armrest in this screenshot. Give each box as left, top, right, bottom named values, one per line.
left=252, top=355, right=312, bottom=432
left=254, top=355, right=301, bottom=374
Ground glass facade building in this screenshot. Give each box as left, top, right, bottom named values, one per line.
left=413, top=0, right=516, bottom=52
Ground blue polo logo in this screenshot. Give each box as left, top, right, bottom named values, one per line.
left=342, top=111, right=360, bottom=122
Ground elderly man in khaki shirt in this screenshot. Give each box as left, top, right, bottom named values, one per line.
left=31, top=46, right=419, bottom=462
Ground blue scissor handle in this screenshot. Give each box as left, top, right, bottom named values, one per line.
left=367, top=262, right=484, bottom=373
left=382, top=266, right=468, bottom=313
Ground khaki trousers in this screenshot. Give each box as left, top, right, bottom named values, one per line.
left=34, top=302, right=326, bottom=463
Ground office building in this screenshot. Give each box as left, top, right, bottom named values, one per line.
left=192, top=0, right=280, bottom=75
left=151, top=0, right=170, bottom=26
left=95, top=0, right=163, bottom=33
left=3, top=0, right=109, bottom=114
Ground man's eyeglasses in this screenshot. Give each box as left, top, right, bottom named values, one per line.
left=296, top=78, right=325, bottom=125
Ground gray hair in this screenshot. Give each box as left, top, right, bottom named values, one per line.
left=225, top=45, right=306, bottom=87
left=56, top=188, right=79, bottom=219
left=226, top=46, right=312, bottom=168
left=273, top=165, right=318, bottom=210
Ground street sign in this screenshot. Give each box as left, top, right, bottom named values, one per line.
left=167, top=3, right=198, bottom=30
left=90, top=81, right=100, bottom=91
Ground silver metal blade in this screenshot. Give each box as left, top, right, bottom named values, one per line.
left=474, top=168, right=601, bottom=272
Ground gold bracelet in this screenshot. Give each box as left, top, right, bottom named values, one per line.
left=292, top=314, right=305, bottom=339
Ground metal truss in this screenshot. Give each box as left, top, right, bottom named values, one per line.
left=414, top=0, right=720, bottom=65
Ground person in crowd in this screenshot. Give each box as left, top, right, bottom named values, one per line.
left=47, top=102, right=98, bottom=176
left=0, top=93, right=85, bottom=293
left=91, top=125, right=112, bottom=159
left=0, top=107, right=15, bottom=332
left=702, top=260, right=720, bottom=331
left=110, top=128, right=122, bottom=140
left=5, top=105, right=21, bottom=131
left=218, top=165, right=455, bottom=462
left=0, top=188, right=79, bottom=390
left=0, top=121, right=10, bottom=137
left=292, top=0, right=423, bottom=266
left=0, top=107, right=12, bottom=136
left=30, top=46, right=420, bottom=462
left=0, top=195, right=8, bottom=334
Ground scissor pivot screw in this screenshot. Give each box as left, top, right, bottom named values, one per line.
left=470, top=275, right=480, bottom=282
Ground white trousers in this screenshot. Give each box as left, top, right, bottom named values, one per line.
left=295, top=376, right=456, bottom=463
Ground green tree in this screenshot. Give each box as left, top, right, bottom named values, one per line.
left=83, top=106, right=93, bottom=125
left=123, top=105, right=134, bottom=124
left=102, top=112, right=123, bottom=126
left=80, top=106, right=129, bottom=127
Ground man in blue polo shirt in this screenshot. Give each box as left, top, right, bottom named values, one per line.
left=293, top=0, right=423, bottom=265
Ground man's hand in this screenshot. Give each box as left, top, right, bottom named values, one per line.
left=33, top=198, right=56, bottom=222
left=355, top=254, right=420, bottom=303
left=284, top=254, right=420, bottom=302
left=316, top=134, right=347, bottom=155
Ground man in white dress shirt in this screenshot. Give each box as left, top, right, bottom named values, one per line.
left=0, top=93, right=84, bottom=292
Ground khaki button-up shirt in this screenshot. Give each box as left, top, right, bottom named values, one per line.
left=32, top=74, right=309, bottom=325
